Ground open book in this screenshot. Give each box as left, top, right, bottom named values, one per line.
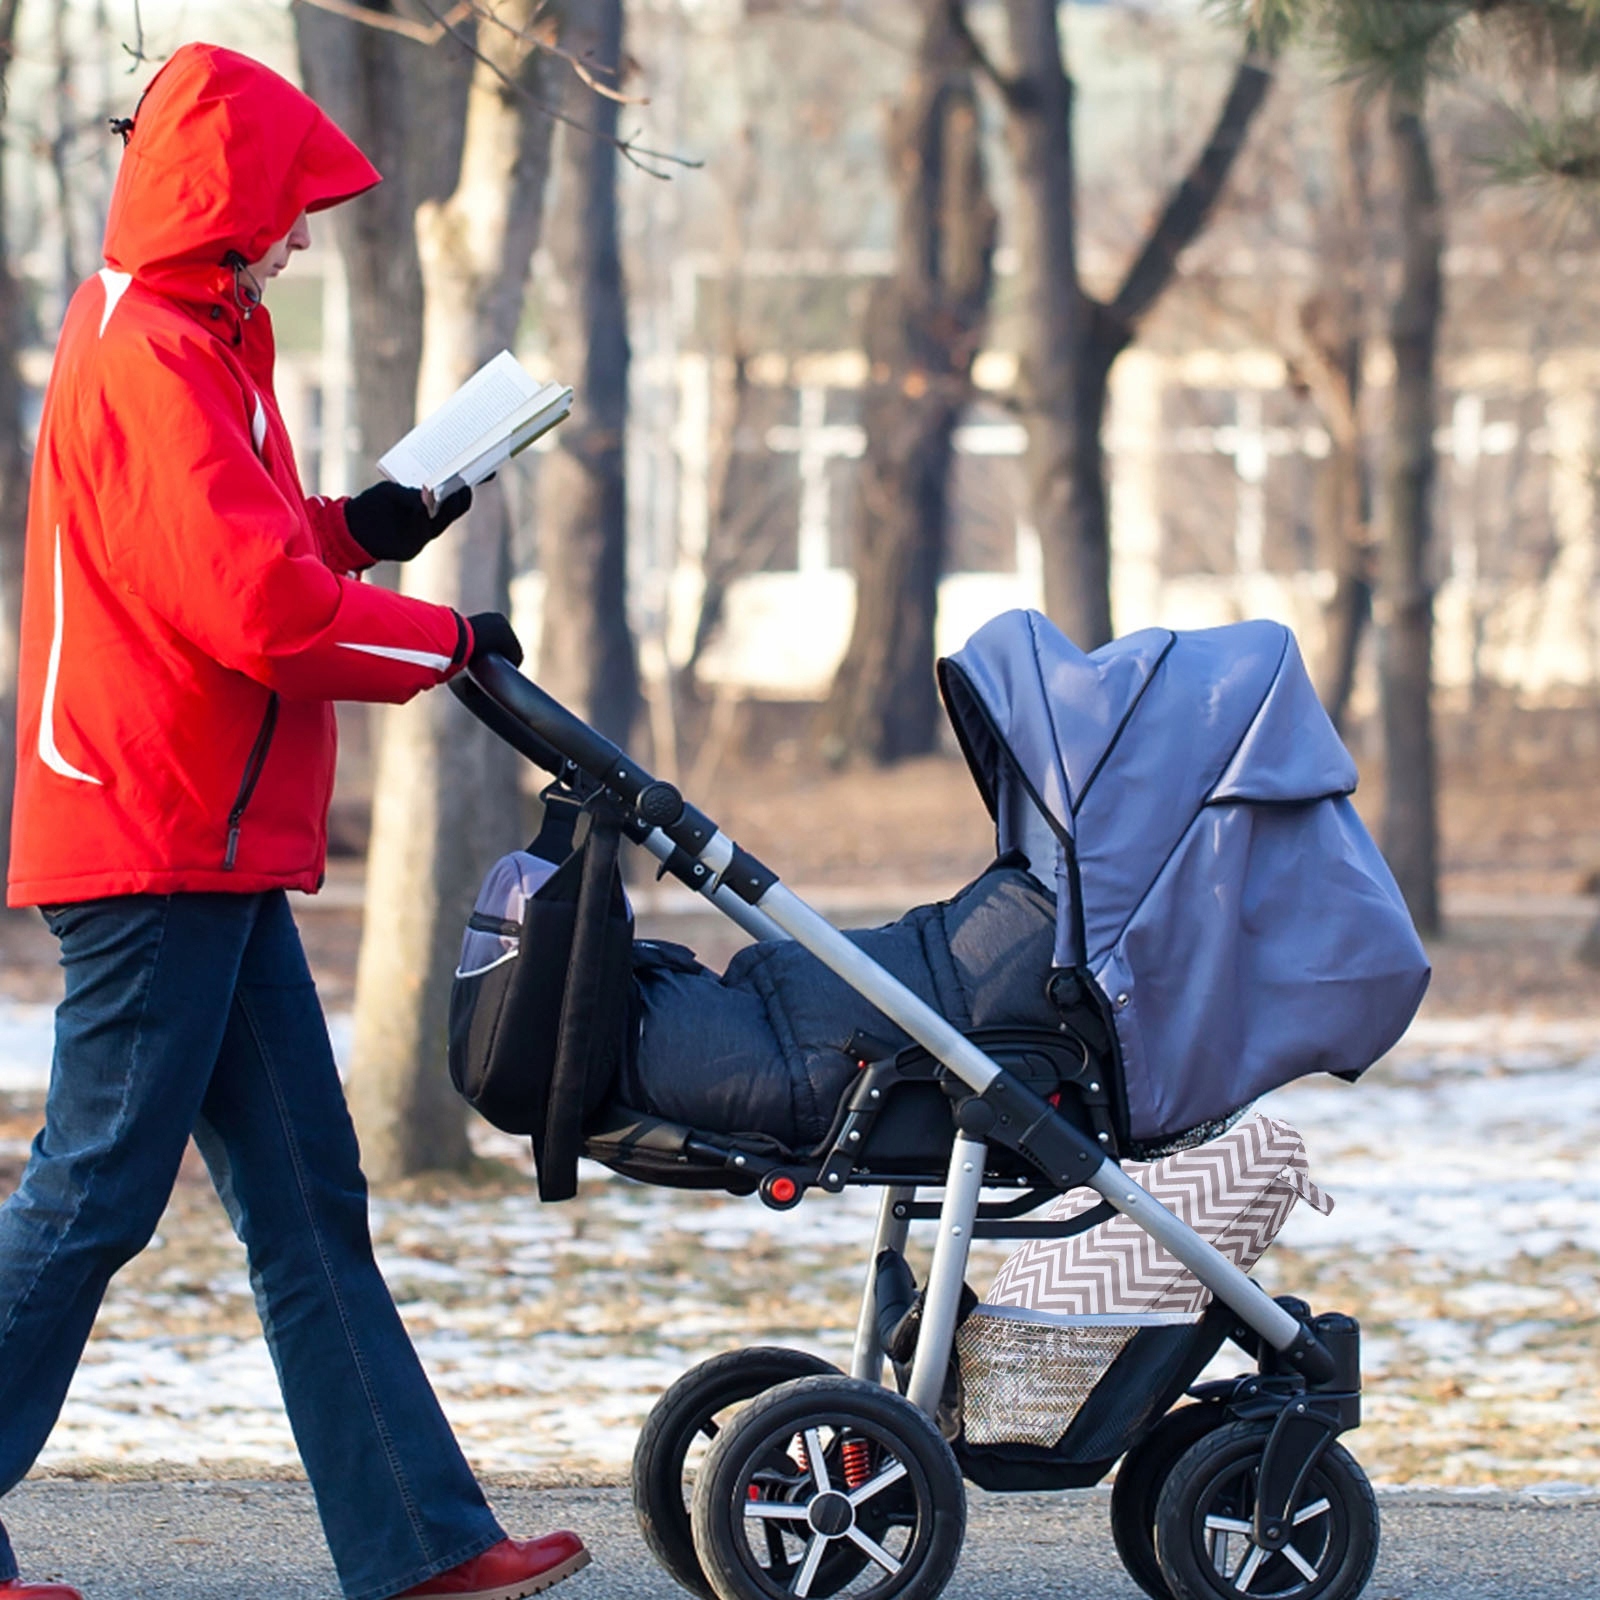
left=378, top=350, right=573, bottom=501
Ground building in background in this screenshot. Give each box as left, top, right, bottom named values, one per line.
left=9, top=0, right=1600, bottom=718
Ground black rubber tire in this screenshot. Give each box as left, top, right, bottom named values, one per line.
left=691, top=1374, right=966, bottom=1600
left=633, top=1347, right=840, bottom=1599
left=1110, top=1404, right=1228, bottom=1600
left=1153, top=1420, right=1380, bottom=1600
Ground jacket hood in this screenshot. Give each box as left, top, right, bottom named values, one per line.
left=102, top=42, right=378, bottom=301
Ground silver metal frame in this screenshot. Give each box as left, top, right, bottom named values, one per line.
left=849, top=1186, right=912, bottom=1382
left=464, top=655, right=1313, bottom=1420
left=657, top=830, right=1306, bottom=1416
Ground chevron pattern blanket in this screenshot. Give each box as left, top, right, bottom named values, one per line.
left=956, top=1115, right=1332, bottom=1448
left=984, top=1113, right=1331, bottom=1318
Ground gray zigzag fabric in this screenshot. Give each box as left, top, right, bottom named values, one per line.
left=982, top=1113, right=1332, bottom=1319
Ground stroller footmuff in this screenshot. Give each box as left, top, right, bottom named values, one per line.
left=445, top=608, right=1426, bottom=1600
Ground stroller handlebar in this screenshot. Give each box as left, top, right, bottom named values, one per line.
left=451, top=651, right=725, bottom=863
left=460, top=652, right=634, bottom=791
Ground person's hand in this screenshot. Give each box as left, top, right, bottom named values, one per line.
left=345, top=480, right=472, bottom=563
left=467, top=611, right=524, bottom=668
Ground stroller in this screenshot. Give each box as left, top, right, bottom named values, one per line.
left=447, top=609, right=1429, bottom=1600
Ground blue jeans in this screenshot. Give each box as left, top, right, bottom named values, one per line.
left=0, top=891, right=505, bottom=1599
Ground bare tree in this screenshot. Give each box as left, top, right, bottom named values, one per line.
left=1276, top=0, right=1600, bottom=938
left=979, top=1, right=1276, bottom=649
left=298, top=3, right=563, bottom=1180
left=296, top=11, right=472, bottom=477
left=684, top=122, right=762, bottom=689
left=535, top=0, right=639, bottom=745
left=817, top=0, right=995, bottom=765
left=1377, top=76, right=1443, bottom=934
left=1286, top=84, right=1376, bottom=729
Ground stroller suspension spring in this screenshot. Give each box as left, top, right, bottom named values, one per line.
left=841, top=1437, right=873, bottom=1489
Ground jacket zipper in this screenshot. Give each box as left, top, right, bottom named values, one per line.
left=225, top=693, right=280, bottom=870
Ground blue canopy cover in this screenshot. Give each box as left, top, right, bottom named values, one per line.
left=939, top=610, right=1429, bottom=1142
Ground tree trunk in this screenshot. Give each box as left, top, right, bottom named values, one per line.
left=688, top=124, right=762, bottom=686
left=1299, top=83, right=1375, bottom=731
left=0, top=0, right=31, bottom=888
left=295, top=14, right=472, bottom=467
left=536, top=0, right=639, bottom=746
left=1317, top=450, right=1371, bottom=731
left=1000, top=0, right=1097, bottom=645
left=1292, top=277, right=1371, bottom=729
left=1377, top=86, right=1442, bottom=937
left=343, top=9, right=561, bottom=1181
left=1001, top=7, right=1271, bottom=649
left=818, top=0, right=995, bottom=764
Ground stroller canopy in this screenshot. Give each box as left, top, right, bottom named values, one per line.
left=938, top=610, right=1428, bottom=1142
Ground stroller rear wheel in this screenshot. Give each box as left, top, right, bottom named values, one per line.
left=691, top=1374, right=966, bottom=1600
left=633, top=1347, right=840, bottom=1599
left=1110, top=1403, right=1227, bottom=1600
left=1153, top=1420, right=1379, bottom=1600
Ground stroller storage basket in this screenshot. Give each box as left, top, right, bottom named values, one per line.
left=955, top=1114, right=1330, bottom=1458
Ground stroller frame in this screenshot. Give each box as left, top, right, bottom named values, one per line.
left=457, top=655, right=1333, bottom=1395
left=454, top=655, right=1372, bottom=1600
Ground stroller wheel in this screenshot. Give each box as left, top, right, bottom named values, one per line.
left=1110, top=1403, right=1227, bottom=1600
left=1153, top=1420, right=1379, bottom=1600
left=633, top=1347, right=840, bottom=1599
left=691, top=1374, right=966, bottom=1600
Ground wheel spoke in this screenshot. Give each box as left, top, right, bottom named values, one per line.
left=790, top=1534, right=827, bottom=1597
left=1282, top=1542, right=1322, bottom=1582
left=803, top=1429, right=832, bottom=1494
left=1293, top=1497, right=1331, bottom=1527
left=846, top=1526, right=905, bottom=1578
left=1204, top=1515, right=1254, bottom=1537
left=848, top=1460, right=908, bottom=1507
left=1209, top=1529, right=1232, bottom=1577
left=761, top=1521, right=791, bottom=1576
left=1233, top=1544, right=1267, bottom=1593
left=745, top=1501, right=813, bottom=1522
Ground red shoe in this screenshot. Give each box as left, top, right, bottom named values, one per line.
left=396, top=1535, right=590, bottom=1600
left=0, top=1582, right=84, bottom=1600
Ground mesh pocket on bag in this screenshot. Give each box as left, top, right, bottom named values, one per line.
left=955, top=1312, right=1158, bottom=1447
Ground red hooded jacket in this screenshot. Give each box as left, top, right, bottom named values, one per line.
left=8, top=44, right=470, bottom=907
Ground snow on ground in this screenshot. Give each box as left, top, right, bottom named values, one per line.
left=1, top=1004, right=1597, bottom=1487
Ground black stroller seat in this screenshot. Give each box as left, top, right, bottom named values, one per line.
left=584, top=1023, right=1123, bottom=1197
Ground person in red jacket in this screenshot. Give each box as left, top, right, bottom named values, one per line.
left=0, top=43, right=588, bottom=1600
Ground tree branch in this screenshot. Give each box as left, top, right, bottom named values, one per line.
left=947, top=0, right=1019, bottom=104
left=1107, top=44, right=1274, bottom=332
left=292, top=0, right=698, bottom=176
left=474, top=2, right=651, bottom=105
left=407, top=0, right=694, bottom=176
left=291, top=0, right=474, bottom=47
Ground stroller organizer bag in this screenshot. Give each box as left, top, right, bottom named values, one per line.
left=444, top=608, right=1428, bottom=1600
left=956, top=1113, right=1332, bottom=1451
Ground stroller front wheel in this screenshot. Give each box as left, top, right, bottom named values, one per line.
left=1153, top=1420, right=1379, bottom=1600
left=691, top=1374, right=966, bottom=1600
left=633, top=1346, right=840, bottom=1599
left=1110, top=1402, right=1229, bottom=1600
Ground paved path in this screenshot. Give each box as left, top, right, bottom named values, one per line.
left=6, top=1480, right=1598, bottom=1600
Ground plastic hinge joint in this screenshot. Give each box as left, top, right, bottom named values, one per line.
left=976, top=1073, right=1105, bottom=1189
left=724, top=844, right=779, bottom=906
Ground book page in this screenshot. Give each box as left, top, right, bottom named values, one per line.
left=379, top=352, right=564, bottom=490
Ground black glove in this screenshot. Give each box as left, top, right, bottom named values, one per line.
left=466, top=611, right=524, bottom=668
left=344, top=480, right=472, bottom=563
